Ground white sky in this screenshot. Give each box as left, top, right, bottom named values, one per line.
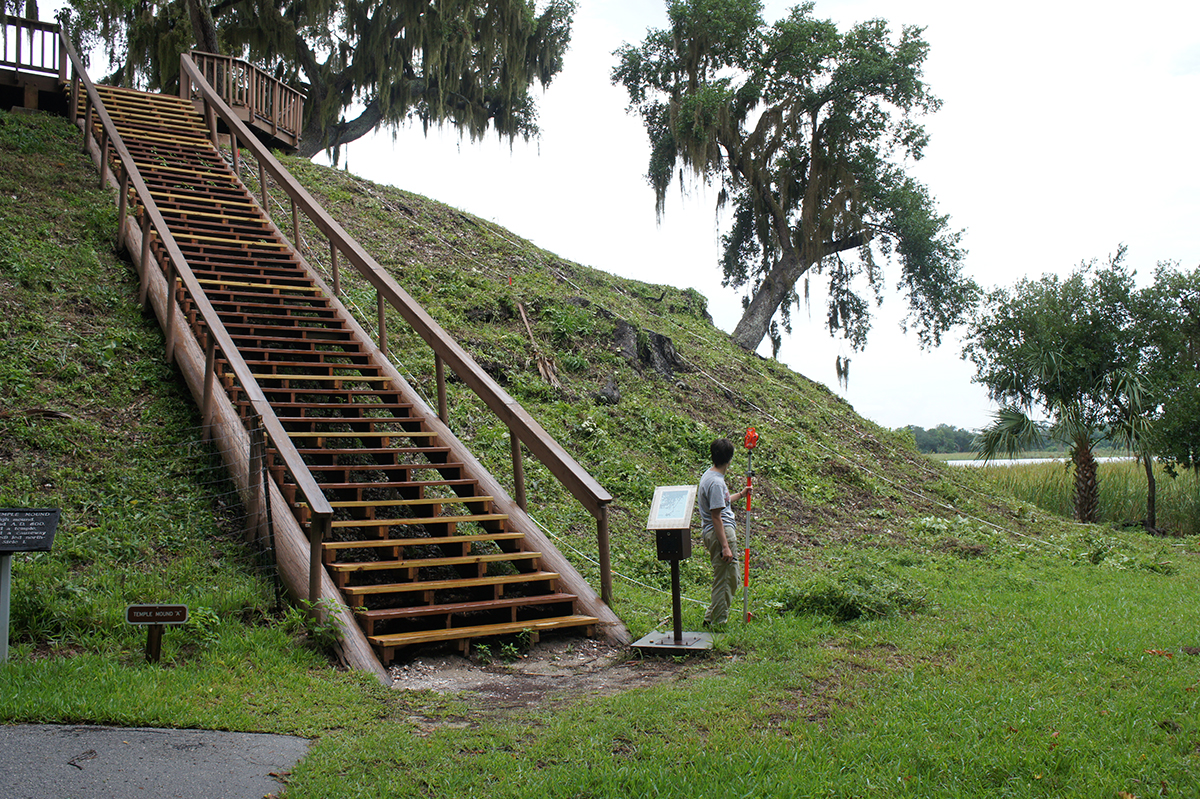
left=48, top=0, right=1200, bottom=430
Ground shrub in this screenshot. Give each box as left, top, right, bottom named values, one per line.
left=774, top=560, right=926, bottom=622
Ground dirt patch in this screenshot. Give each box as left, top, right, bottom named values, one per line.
left=389, top=637, right=697, bottom=716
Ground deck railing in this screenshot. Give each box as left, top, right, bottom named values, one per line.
left=178, top=53, right=616, bottom=606
left=188, top=51, right=303, bottom=143
left=1, top=14, right=65, bottom=79
left=59, top=32, right=335, bottom=609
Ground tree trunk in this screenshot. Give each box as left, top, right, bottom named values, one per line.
left=1142, top=453, right=1157, bottom=530
left=185, top=0, right=221, bottom=55
left=297, top=99, right=384, bottom=159
left=731, top=250, right=809, bottom=351
left=1072, top=446, right=1100, bottom=523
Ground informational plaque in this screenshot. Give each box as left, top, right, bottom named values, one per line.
left=0, top=508, right=60, bottom=552
left=645, top=485, right=696, bottom=530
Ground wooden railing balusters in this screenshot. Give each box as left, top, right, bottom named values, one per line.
left=377, top=290, right=388, bottom=357
left=511, top=431, right=527, bottom=511
left=435, top=355, right=448, bottom=423
left=330, top=241, right=340, bottom=296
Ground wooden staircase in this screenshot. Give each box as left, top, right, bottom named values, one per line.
left=81, top=83, right=600, bottom=665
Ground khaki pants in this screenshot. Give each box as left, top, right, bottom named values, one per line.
left=702, top=527, right=739, bottom=626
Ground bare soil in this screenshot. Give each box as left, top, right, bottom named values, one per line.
left=388, top=636, right=703, bottom=719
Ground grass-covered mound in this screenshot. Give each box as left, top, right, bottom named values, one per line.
left=2, top=107, right=1198, bottom=796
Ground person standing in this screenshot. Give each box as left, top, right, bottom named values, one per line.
left=698, top=438, right=750, bottom=628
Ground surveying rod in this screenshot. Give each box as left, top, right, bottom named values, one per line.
left=742, top=427, right=758, bottom=622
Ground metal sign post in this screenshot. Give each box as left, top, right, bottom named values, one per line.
left=0, top=508, right=61, bottom=662
left=632, top=485, right=713, bottom=654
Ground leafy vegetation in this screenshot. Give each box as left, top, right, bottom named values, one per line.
left=60, top=0, right=577, bottom=157
left=3, top=107, right=1200, bottom=797
left=613, top=0, right=978, bottom=354
left=964, top=247, right=1200, bottom=528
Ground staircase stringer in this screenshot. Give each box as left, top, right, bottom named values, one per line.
left=72, top=87, right=391, bottom=685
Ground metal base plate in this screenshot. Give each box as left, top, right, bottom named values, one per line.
left=631, top=630, right=714, bottom=654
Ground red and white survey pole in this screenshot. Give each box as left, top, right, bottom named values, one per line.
left=742, top=426, right=758, bottom=623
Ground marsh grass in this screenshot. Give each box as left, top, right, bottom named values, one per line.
left=976, top=460, right=1200, bottom=535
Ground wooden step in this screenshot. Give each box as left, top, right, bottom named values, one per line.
left=370, top=615, right=597, bottom=663
left=329, top=551, right=542, bottom=588
left=330, top=551, right=538, bottom=575
left=355, top=593, right=578, bottom=635
left=342, top=570, right=559, bottom=597
left=324, top=496, right=492, bottom=509
left=322, top=531, right=525, bottom=555
left=328, top=513, right=508, bottom=530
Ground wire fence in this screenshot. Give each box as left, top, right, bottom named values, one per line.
left=135, top=420, right=284, bottom=613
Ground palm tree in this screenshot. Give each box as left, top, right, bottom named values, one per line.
left=974, top=349, right=1107, bottom=523
left=975, top=402, right=1104, bottom=524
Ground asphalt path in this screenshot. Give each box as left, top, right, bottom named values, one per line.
left=0, top=724, right=311, bottom=799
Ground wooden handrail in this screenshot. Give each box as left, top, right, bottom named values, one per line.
left=177, top=53, right=616, bottom=603
left=1, top=14, right=64, bottom=78
left=187, top=51, right=304, bottom=141
left=56, top=33, right=334, bottom=588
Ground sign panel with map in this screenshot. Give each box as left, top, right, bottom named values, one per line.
left=646, top=485, right=697, bottom=530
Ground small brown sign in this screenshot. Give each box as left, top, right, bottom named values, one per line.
left=125, top=605, right=189, bottom=625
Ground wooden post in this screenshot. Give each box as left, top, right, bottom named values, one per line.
left=82, top=97, right=92, bottom=152
left=98, top=130, right=109, bottom=188
left=146, top=623, right=164, bottom=663
left=597, top=504, right=613, bottom=606
left=435, top=354, right=448, bottom=423
left=259, top=160, right=268, bottom=216
left=377, top=290, right=388, bottom=357
left=138, top=215, right=152, bottom=305
left=206, top=101, right=217, bottom=144
left=116, top=168, right=129, bottom=251
left=164, top=259, right=177, bottom=363
left=330, top=241, right=339, bottom=296
left=202, top=333, right=216, bottom=436
left=510, top=429, right=526, bottom=511
left=69, top=74, right=79, bottom=124
left=309, top=513, right=328, bottom=611
left=247, top=412, right=265, bottom=545
left=290, top=198, right=299, bottom=246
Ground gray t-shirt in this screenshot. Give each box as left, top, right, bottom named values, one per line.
left=698, top=466, right=735, bottom=541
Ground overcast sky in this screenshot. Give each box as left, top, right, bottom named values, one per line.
left=320, top=0, right=1200, bottom=432
left=48, top=0, right=1200, bottom=430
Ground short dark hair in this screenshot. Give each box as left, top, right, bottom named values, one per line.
left=710, top=438, right=734, bottom=467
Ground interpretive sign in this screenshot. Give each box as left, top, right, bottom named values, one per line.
left=1, top=508, right=61, bottom=662
left=0, top=508, right=60, bottom=552
left=645, top=485, right=696, bottom=530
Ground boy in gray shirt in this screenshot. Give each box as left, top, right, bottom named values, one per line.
left=698, top=438, right=750, bottom=627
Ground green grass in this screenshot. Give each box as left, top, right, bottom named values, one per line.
left=3, top=108, right=1199, bottom=797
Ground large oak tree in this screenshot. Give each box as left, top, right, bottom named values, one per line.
left=59, top=0, right=575, bottom=157
left=613, top=0, right=976, bottom=354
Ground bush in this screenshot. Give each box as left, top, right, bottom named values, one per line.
left=774, top=560, right=926, bottom=622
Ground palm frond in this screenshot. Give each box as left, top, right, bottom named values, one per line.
left=973, top=406, right=1044, bottom=462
